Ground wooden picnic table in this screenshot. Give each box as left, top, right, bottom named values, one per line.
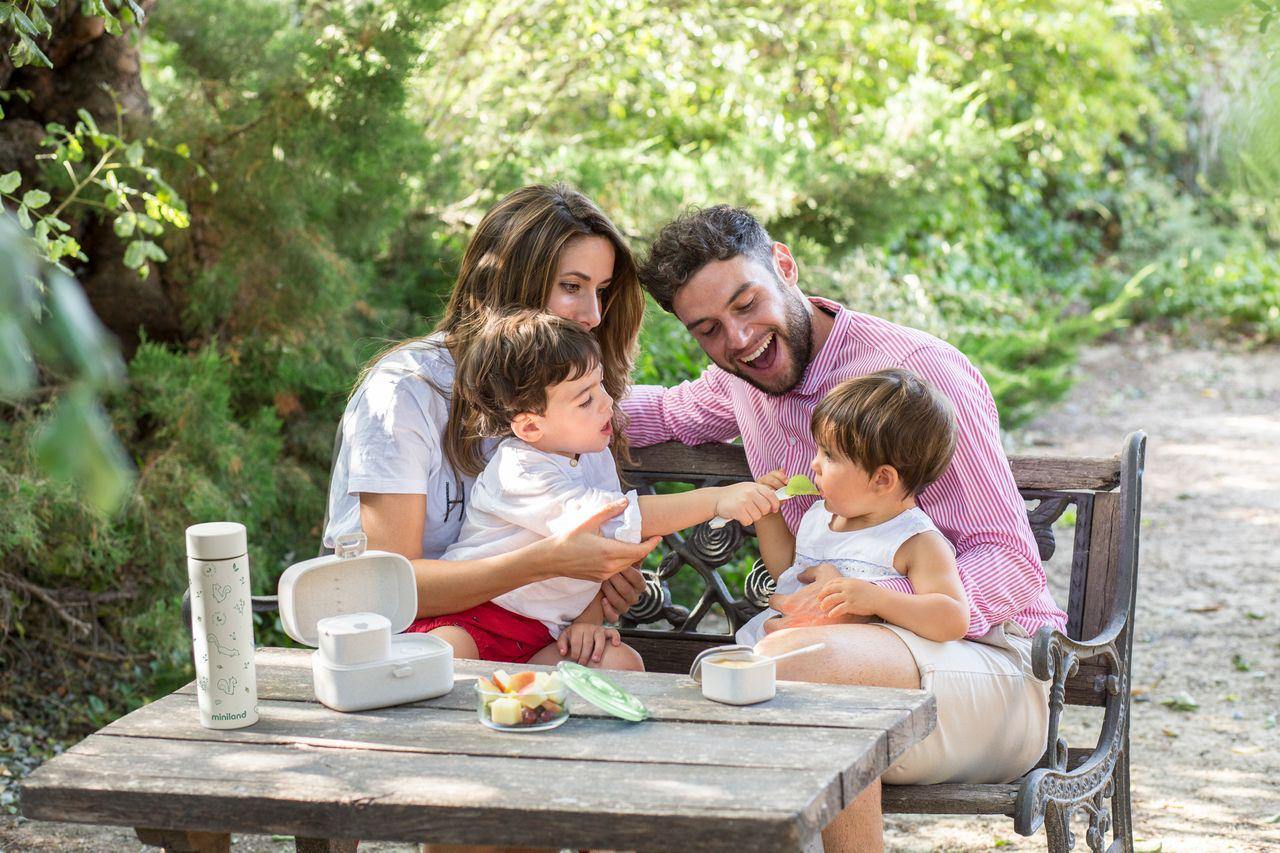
left=20, top=647, right=935, bottom=852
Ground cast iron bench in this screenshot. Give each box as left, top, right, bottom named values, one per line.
left=181, top=430, right=1146, bottom=853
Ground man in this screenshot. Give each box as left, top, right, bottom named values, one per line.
left=621, top=205, right=1067, bottom=852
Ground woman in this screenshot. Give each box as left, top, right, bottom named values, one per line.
left=323, top=184, right=655, bottom=657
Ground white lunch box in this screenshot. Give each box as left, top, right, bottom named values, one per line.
left=277, top=533, right=454, bottom=712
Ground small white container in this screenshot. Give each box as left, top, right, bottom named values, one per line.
left=690, top=645, right=776, bottom=705
left=317, top=612, right=392, bottom=666
left=277, top=533, right=453, bottom=712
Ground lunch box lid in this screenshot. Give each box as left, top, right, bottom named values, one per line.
left=277, top=533, right=418, bottom=647
left=688, top=644, right=757, bottom=683
left=556, top=661, right=649, bottom=722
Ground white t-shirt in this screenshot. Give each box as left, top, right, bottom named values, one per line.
left=324, top=335, right=478, bottom=560
left=736, top=503, right=952, bottom=646
left=444, top=437, right=643, bottom=637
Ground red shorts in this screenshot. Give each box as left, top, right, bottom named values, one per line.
left=406, top=601, right=553, bottom=664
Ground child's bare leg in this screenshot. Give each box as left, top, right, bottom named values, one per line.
left=427, top=625, right=479, bottom=659
left=527, top=641, right=645, bottom=671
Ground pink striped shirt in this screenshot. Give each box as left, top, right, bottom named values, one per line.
left=622, top=297, right=1067, bottom=640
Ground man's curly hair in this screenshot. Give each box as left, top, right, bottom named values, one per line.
left=638, top=205, right=777, bottom=313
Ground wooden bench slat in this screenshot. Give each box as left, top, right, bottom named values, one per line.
left=23, top=733, right=839, bottom=851
left=1080, top=491, right=1124, bottom=641
left=882, top=782, right=1019, bottom=816
left=624, top=442, right=1121, bottom=491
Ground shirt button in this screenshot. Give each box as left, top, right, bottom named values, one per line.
left=787, top=435, right=796, bottom=446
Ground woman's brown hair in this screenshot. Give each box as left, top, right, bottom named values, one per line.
left=356, top=183, right=643, bottom=472
left=447, top=309, right=606, bottom=476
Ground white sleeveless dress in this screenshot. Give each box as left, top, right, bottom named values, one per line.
left=736, top=502, right=951, bottom=646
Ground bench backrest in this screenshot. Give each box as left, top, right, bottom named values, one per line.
left=618, top=433, right=1146, bottom=708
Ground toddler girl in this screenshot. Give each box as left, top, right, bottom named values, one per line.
left=738, top=368, right=969, bottom=645
left=424, top=309, right=780, bottom=668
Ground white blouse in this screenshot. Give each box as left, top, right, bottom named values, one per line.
left=736, top=503, right=951, bottom=646
left=443, top=437, right=642, bottom=637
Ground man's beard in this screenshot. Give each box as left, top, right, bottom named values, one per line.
left=725, top=292, right=812, bottom=396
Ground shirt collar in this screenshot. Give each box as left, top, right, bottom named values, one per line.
left=796, top=296, right=850, bottom=397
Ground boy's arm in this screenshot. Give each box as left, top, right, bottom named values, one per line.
left=873, top=532, right=969, bottom=642
left=636, top=482, right=779, bottom=538
left=572, top=595, right=606, bottom=626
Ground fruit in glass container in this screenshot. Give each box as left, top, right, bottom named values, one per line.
left=489, top=696, right=523, bottom=726
left=506, top=671, right=537, bottom=692
left=517, top=683, right=547, bottom=708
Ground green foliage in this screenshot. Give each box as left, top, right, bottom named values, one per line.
left=0, top=92, right=194, bottom=271
left=0, top=214, right=132, bottom=511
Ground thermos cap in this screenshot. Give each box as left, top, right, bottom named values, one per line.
left=186, top=521, right=248, bottom=561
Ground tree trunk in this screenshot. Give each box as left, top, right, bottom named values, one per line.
left=1, top=1, right=181, bottom=357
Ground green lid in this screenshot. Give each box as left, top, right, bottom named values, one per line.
left=555, top=661, right=649, bottom=722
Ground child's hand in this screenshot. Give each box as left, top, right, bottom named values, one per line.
left=817, top=577, right=884, bottom=620
left=558, top=621, right=622, bottom=665
left=756, top=468, right=788, bottom=493
left=714, top=482, right=781, bottom=526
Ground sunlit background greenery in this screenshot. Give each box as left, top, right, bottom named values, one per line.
left=1, top=0, right=1277, bottom=783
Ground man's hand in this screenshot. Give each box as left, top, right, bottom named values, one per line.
left=765, top=563, right=872, bottom=633
left=600, top=565, right=646, bottom=622
left=550, top=500, right=661, bottom=583
left=557, top=622, right=622, bottom=665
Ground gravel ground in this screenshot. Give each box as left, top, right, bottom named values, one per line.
left=3, top=331, right=1277, bottom=852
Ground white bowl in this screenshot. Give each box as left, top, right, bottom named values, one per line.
left=699, top=650, right=775, bottom=705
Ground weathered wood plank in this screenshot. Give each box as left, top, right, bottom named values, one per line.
left=23, top=734, right=841, bottom=852
left=182, top=648, right=934, bottom=758
left=1080, top=491, right=1122, bottom=642
left=625, top=442, right=1121, bottom=492
left=1064, top=492, right=1096, bottom=641
left=102, top=692, right=890, bottom=800
left=882, top=782, right=1019, bottom=816
left=135, top=828, right=230, bottom=852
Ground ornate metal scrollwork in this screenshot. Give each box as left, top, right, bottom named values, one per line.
left=1018, top=629, right=1129, bottom=851
left=742, top=559, right=776, bottom=609
left=1026, top=494, right=1075, bottom=562
left=686, top=519, right=744, bottom=565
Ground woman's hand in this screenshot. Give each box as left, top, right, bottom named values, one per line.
left=713, top=482, right=782, bottom=527
left=545, top=499, right=661, bottom=583
left=558, top=622, right=622, bottom=665
left=817, top=577, right=884, bottom=620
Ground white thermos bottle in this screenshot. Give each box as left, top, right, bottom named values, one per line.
left=186, top=521, right=258, bottom=729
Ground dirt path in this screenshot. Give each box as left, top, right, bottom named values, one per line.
left=3, top=332, right=1277, bottom=852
